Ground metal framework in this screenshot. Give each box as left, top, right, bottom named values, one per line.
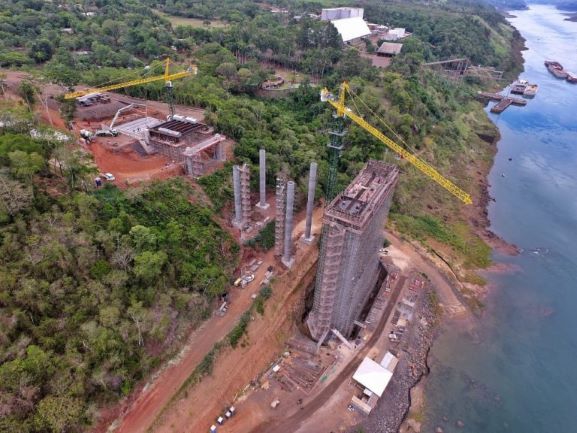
left=320, top=82, right=472, bottom=205
left=64, top=58, right=195, bottom=99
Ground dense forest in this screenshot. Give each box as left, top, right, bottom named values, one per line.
left=0, top=128, right=238, bottom=432
left=0, top=0, right=524, bottom=431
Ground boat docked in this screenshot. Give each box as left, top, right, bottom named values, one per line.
left=524, top=83, right=539, bottom=97
left=510, top=80, right=527, bottom=95
left=566, top=72, right=577, bottom=83
left=510, top=79, right=538, bottom=97
left=544, top=60, right=563, bottom=69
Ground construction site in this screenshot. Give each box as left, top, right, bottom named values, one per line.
left=1, top=45, right=468, bottom=433
left=73, top=94, right=232, bottom=185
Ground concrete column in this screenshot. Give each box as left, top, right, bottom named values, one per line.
left=304, top=161, right=317, bottom=242
left=256, top=149, right=269, bottom=209
left=274, top=177, right=286, bottom=256
left=232, top=165, right=242, bottom=227
left=282, top=180, right=295, bottom=268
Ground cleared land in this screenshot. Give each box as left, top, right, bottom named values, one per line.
left=153, top=10, right=228, bottom=28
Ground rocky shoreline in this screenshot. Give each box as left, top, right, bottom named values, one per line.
left=353, top=287, right=438, bottom=433
left=391, top=13, right=528, bottom=432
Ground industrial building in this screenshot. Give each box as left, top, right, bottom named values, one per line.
left=307, top=160, right=399, bottom=341
left=377, top=42, right=403, bottom=57
left=351, top=351, right=398, bottom=414
left=321, top=7, right=371, bottom=44
left=321, top=7, right=364, bottom=21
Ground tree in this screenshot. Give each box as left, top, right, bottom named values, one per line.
left=0, top=173, right=33, bottom=218
left=129, top=225, right=157, bottom=251
left=28, top=39, right=54, bottom=64
left=8, top=150, right=44, bottom=183
left=18, top=81, right=36, bottom=110
left=127, top=300, right=149, bottom=347
left=34, top=395, right=83, bottom=433
left=133, top=251, right=167, bottom=282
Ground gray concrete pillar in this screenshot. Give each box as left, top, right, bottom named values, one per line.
left=282, top=180, right=295, bottom=267
left=257, top=149, right=269, bottom=209
left=304, top=162, right=317, bottom=242
left=232, top=165, right=242, bottom=227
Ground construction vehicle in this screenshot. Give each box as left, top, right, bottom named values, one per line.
left=94, top=128, right=119, bottom=137
left=320, top=81, right=472, bottom=205
left=64, top=58, right=196, bottom=100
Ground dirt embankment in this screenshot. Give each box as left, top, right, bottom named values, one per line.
left=151, top=248, right=319, bottom=433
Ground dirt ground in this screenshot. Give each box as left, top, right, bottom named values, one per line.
left=89, top=139, right=182, bottom=186
left=93, top=208, right=324, bottom=433
left=386, top=231, right=466, bottom=317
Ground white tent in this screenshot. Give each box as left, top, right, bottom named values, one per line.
left=352, top=357, right=393, bottom=397
left=331, top=17, right=371, bottom=43
left=380, top=351, right=399, bottom=372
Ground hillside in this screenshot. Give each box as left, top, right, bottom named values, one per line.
left=0, top=0, right=524, bottom=430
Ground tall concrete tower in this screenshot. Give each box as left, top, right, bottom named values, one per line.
left=232, top=165, right=242, bottom=228
left=274, top=177, right=287, bottom=256
left=232, top=163, right=252, bottom=229
left=306, top=160, right=399, bottom=341
left=282, top=180, right=296, bottom=268
left=303, top=161, right=318, bottom=243
left=256, top=149, right=269, bottom=210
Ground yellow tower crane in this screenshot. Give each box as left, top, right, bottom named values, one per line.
left=321, top=81, right=472, bottom=205
left=63, top=58, right=196, bottom=100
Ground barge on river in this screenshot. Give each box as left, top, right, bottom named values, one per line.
left=545, top=60, right=569, bottom=79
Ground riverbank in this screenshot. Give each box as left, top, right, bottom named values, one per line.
left=416, top=5, right=577, bottom=433
left=393, top=12, right=528, bottom=432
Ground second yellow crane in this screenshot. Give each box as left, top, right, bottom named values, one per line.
left=64, top=58, right=196, bottom=100
left=321, top=82, right=472, bottom=205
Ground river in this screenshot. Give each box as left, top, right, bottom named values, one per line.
left=423, top=5, right=577, bottom=433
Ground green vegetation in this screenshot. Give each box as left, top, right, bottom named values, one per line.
left=246, top=221, right=276, bottom=251
left=0, top=0, right=526, bottom=430
left=392, top=214, right=491, bottom=268
left=197, top=163, right=233, bottom=212
left=0, top=126, right=237, bottom=432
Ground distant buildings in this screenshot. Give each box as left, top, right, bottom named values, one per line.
left=381, top=27, right=410, bottom=41
left=321, top=7, right=364, bottom=21
left=321, top=7, right=371, bottom=44
left=319, top=7, right=410, bottom=45
left=377, top=42, right=403, bottom=57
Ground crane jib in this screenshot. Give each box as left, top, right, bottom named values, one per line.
left=64, top=71, right=191, bottom=100
left=327, top=98, right=472, bottom=205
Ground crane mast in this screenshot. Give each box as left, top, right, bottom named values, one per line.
left=321, top=82, right=472, bottom=205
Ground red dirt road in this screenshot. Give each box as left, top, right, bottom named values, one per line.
left=98, top=249, right=277, bottom=433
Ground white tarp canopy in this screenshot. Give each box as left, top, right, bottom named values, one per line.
left=380, top=351, right=399, bottom=372
left=352, top=357, right=393, bottom=397
left=331, top=17, right=371, bottom=42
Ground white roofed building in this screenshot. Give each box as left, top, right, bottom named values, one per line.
left=381, top=27, right=410, bottom=41
left=352, top=357, right=393, bottom=398
left=330, top=16, right=371, bottom=44
left=350, top=352, right=399, bottom=414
